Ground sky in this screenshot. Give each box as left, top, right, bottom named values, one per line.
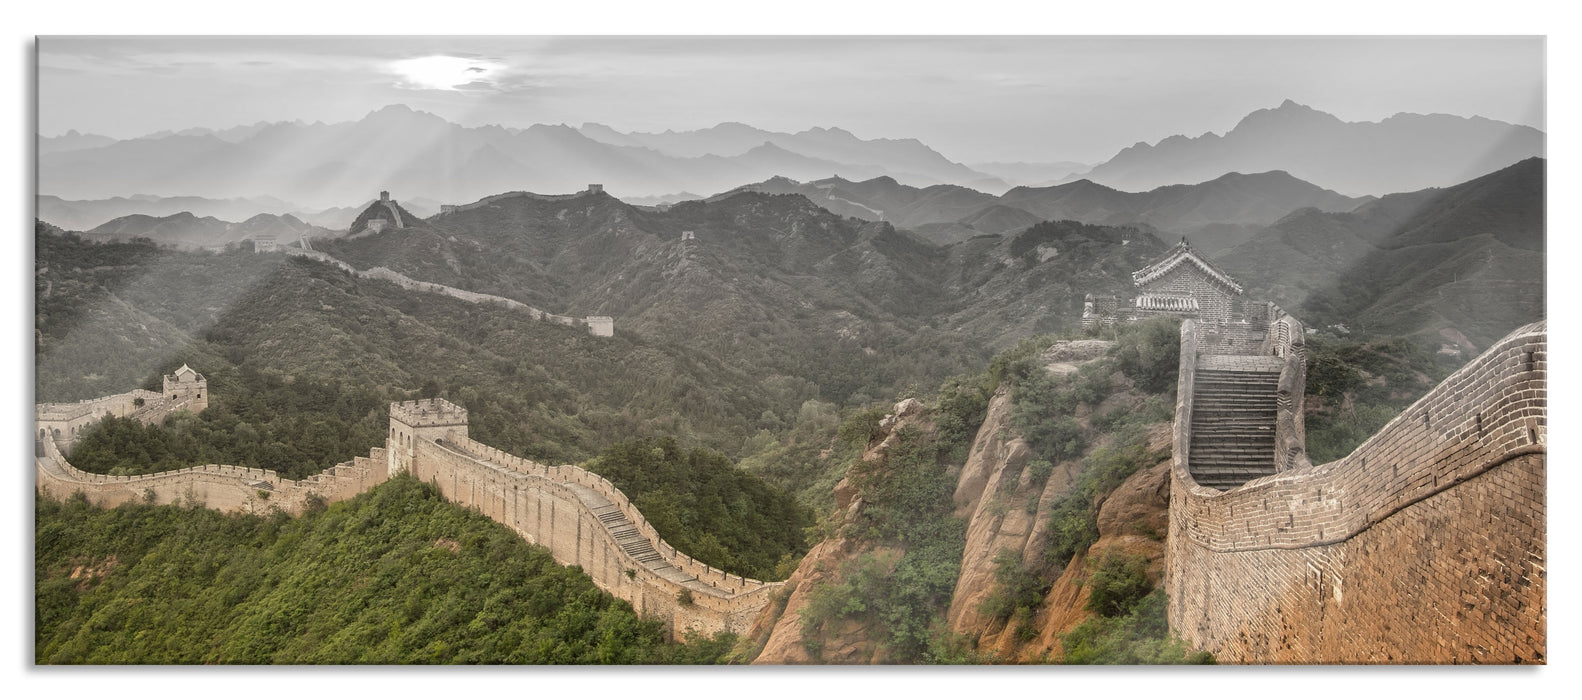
left=38, top=35, right=1545, bottom=165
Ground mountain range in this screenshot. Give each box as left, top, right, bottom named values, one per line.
left=38, top=101, right=1543, bottom=212
left=1215, top=157, right=1544, bottom=353
left=38, top=194, right=442, bottom=241
left=1072, top=99, right=1543, bottom=196
left=729, top=169, right=1368, bottom=252
left=39, top=105, right=1005, bottom=209
left=85, top=211, right=326, bottom=250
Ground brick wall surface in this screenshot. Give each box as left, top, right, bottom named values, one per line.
left=407, top=433, right=778, bottom=637
left=1166, top=321, right=1546, bottom=663
left=1140, top=265, right=1236, bottom=324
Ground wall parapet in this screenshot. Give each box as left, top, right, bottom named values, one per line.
left=1172, top=319, right=1202, bottom=479
left=414, top=432, right=782, bottom=636
left=36, top=430, right=389, bottom=516
left=1171, top=320, right=1543, bottom=552
left=1267, top=309, right=1308, bottom=474
left=1165, top=321, right=1545, bottom=664
left=440, top=435, right=777, bottom=598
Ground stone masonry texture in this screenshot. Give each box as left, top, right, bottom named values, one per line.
left=1166, top=320, right=1546, bottom=663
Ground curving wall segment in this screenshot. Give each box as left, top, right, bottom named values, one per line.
left=399, top=423, right=781, bottom=638
left=1165, top=320, right=1546, bottom=663
left=35, top=432, right=389, bottom=515
left=36, top=393, right=779, bottom=639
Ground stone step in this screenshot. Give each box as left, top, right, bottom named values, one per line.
left=1192, top=458, right=1274, bottom=466
left=1194, top=409, right=1276, bottom=416
left=1193, top=391, right=1279, bottom=399
left=1191, top=466, right=1277, bottom=477
left=1190, top=446, right=1276, bottom=456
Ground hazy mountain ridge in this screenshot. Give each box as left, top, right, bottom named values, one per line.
left=1073, top=99, right=1544, bottom=196
left=577, top=121, right=999, bottom=187
left=730, top=169, right=1368, bottom=252
left=38, top=130, right=118, bottom=155
left=84, top=210, right=327, bottom=250
left=37, top=193, right=443, bottom=233
left=1217, top=157, right=1544, bottom=351
left=40, top=105, right=1002, bottom=209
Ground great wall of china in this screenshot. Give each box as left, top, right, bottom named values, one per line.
left=1165, top=318, right=1546, bottom=663
left=35, top=392, right=778, bottom=637
left=32, top=304, right=1545, bottom=657
left=281, top=248, right=614, bottom=337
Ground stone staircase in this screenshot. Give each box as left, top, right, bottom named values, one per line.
left=1189, top=360, right=1281, bottom=490
left=594, top=504, right=665, bottom=566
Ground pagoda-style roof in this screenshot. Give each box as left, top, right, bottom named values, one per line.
left=1131, top=238, right=1243, bottom=295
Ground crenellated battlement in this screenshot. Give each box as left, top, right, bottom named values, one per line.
left=390, top=398, right=469, bottom=428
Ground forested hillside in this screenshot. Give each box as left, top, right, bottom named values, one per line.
left=1217, top=157, right=1545, bottom=354
left=36, top=476, right=734, bottom=664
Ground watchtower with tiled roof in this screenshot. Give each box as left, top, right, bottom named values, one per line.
left=162, top=364, right=208, bottom=413
left=1129, top=238, right=1243, bottom=325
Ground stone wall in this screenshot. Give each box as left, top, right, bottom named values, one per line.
left=282, top=247, right=613, bottom=337
left=34, top=389, right=777, bottom=638
left=407, top=433, right=780, bottom=637
left=37, top=389, right=193, bottom=453
left=35, top=434, right=390, bottom=516
left=1166, top=321, right=1546, bottom=663
left=435, top=190, right=589, bottom=216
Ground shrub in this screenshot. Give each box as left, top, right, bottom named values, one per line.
left=1083, top=549, right=1152, bottom=618
left=1061, top=590, right=1214, bottom=665
left=1112, top=317, right=1181, bottom=395
left=979, top=549, right=1048, bottom=623
left=837, top=405, right=890, bottom=450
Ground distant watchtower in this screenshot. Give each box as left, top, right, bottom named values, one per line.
left=163, top=364, right=208, bottom=413
left=380, top=190, right=391, bottom=203
left=1082, top=237, right=1246, bottom=328
left=387, top=398, right=469, bottom=475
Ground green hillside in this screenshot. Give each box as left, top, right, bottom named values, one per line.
left=35, top=476, right=733, bottom=664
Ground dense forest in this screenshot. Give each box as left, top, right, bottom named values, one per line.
left=35, top=476, right=735, bottom=664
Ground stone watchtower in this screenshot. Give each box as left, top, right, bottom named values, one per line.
left=163, top=364, right=208, bottom=413
left=1129, top=238, right=1243, bottom=324
left=1082, top=237, right=1246, bottom=328
left=387, top=398, right=469, bottom=475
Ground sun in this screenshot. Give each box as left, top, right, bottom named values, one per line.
left=390, top=55, right=503, bottom=91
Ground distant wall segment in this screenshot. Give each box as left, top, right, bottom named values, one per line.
left=282, top=249, right=614, bottom=337
left=1165, top=320, right=1546, bottom=663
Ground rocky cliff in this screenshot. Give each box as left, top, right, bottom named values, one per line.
left=746, top=339, right=1179, bottom=663
left=749, top=398, right=934, bottom=664
left=943, top=340, right=1174, bottom=661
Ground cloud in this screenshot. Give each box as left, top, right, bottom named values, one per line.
left=389, top=55, right=507, bottom=92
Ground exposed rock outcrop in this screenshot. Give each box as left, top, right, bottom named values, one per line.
left=749, top=399, right=933, bottom=664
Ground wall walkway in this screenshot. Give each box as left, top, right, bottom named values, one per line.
left=1166, top=320, right=1546, bottom=663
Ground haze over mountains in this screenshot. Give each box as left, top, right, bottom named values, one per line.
left=32, top=97, right=1545, bottom=356
left=730, top=169, right=1368, bottom=251
left=1216, top=157, right=1544, bottom=352
left=38, top=105, right=1008, bottom=209
left=1071, top=100, right=1543, bottom=196
left=38, top=100, right=1542, bottom=214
